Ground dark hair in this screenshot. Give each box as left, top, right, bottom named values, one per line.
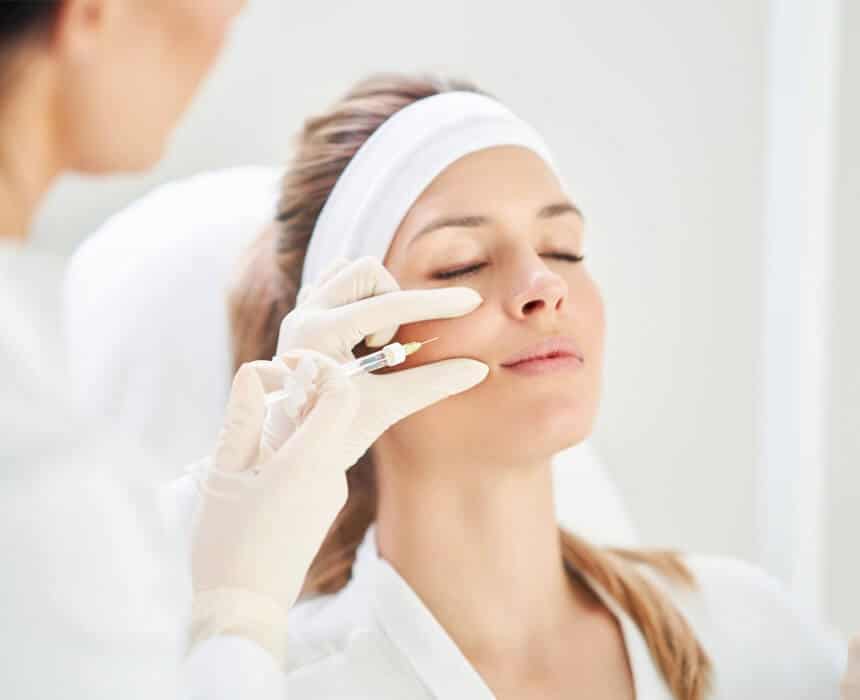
left=0, top=1, right=61, bottom=45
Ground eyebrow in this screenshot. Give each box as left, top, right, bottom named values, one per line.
left=411, top=201, right=583, bottom=243
left=537, top=202, right=583, bottom=220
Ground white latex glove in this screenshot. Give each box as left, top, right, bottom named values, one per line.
left=189, top=353, right=356, bottom=663
left=191, top=257, right=488, bottom=664
left=263, top=255, right=488, bottom=461
left=277, top=255, right=484, bottom=356
left=268, top=255, right=488, bottom=458
left=842, top=637, right=860, bottom=699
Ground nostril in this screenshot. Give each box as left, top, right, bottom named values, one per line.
left=522, top=299, right=544, bottom=314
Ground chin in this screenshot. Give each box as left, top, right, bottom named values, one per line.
left=119, top=140, right=168, bottom=172
left=501, top=398, right=594, bottom=459
left=542, top=399, right=595, bottom=440
left=538, top=419, right=592, bottom=456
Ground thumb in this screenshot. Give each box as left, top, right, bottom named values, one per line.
left=269, top=360, right=359, bottom=469
left=214, top=363, right=267, bottom=472
left=354, top=357, right=489, bottom=437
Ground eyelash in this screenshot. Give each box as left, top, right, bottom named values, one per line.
left=432, top=253, right=585, bottom=280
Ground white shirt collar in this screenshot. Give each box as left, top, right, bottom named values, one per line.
left=576, top=567, right=674, bottom=699
left=351, top=524, right=673, bottom=699
left=352, top=524, right=495, bottom=697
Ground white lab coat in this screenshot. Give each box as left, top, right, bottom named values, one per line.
left=279, top=527, right=847, bottom=698
left=0, top=242, right=285, bottom=699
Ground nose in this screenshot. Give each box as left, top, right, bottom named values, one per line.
left=507, top=256, right=568, bottom=320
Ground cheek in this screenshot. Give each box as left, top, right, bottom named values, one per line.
left=580, top=279, right=607, bottom=359
left=388, top=311, right=488, bottom=370
left=174, top=0, right=244, bottom=29
left=164, top=1, right=238, bottom=84
left=556, top=266, right=605, bottom=362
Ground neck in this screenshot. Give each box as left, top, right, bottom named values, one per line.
left=0, top=60, right=62, bottom=241
left=374, top=450, right=587, bottom=663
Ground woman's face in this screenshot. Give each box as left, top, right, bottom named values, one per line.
left=379, top=146, right=605, bottom=467
left=57, top=0, right=247, bottom=172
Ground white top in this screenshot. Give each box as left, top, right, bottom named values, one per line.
left=282, top=524, right=846, bottom=698
left=0, top=242, right=284, bottom=700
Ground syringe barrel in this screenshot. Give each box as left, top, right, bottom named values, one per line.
left=342, top=351, right=389, bottom=376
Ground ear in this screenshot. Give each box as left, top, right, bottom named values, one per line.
left=52, top=0, right=119, bottom=59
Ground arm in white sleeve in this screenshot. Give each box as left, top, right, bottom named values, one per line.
left=185, top=637, right=286, bottom=699
left=0, top=252, right=287, bottom=700
left=0, top=433, right=287, bottom=700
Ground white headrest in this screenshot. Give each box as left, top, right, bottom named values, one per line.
left=63, top=166, right=637, bottom=547
left=64, top=166, right=283, bottom=471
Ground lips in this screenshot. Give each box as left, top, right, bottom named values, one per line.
left=501, top=336, right=584, bottom=367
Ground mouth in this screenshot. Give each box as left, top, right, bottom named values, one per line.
left=500, top=336, right=584, bottom=375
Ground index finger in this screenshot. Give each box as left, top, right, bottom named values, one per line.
left=331, top=287, right=483, bottom=349
left=309, top=257, right=400, bottom=310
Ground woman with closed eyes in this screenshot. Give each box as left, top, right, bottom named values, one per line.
left=227, top=73, right=846, bottom=699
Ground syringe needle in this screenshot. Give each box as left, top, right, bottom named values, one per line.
left=403, top=337, right=440, bottom=356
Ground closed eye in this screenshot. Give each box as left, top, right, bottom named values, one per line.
left=432, top=252, right=585, bottom=280
left=433, top=262, right=487, bottom=280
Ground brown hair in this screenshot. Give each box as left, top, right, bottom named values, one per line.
left=229, top=74, right=713, bottom=700
left=0, top=0, right=60, bottom=91
left=0, top=1, right=59, bottom=45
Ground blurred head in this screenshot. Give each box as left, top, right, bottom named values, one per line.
left=0, top=0, right=246, bottom=173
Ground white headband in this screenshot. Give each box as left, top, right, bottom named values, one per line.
left=300, top=91, right=562, bottom=288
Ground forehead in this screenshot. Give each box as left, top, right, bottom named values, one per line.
left=424, top=146, right=562, bottom=206
left=388, top=145, right=568, bottom=258
left=412, top=145, right=563, bottom=214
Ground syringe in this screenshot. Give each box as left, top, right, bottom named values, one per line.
left=265, top=337, right=439, bottom=407
left=341, top=336, right=439, bottom=376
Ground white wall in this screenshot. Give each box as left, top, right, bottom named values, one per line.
left=38, top=0, right=824, bottom=608
left=826, top=0, right=860, bottom=639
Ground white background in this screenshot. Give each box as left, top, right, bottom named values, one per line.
left=31, top=1, right=858, bottom=636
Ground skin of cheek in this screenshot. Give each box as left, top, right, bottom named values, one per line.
left=155, top=6, right=234, bottom=123
left=372, top=305, right=489, bottom=389
left=371, top=307, right=509, bottom=464
left=66, top=0, right=243, bottom=173
left=126, top=0, right=244, bottom=160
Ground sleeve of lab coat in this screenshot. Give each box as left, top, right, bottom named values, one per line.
left=0, top=251, right=289, bottom=700
left=0, top=424, right=288, bottom=700
left=185, top=637, right=287, bottom=698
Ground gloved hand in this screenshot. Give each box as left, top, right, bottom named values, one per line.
left=277, top=255, right=484, bottom=356
left=190, top=256, right=488, bottom=665
left=268, top=255, right=488, bottom=464
left=261, top=254, right=489, bottom=469
left=189, top=351, right=357, bottom=664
